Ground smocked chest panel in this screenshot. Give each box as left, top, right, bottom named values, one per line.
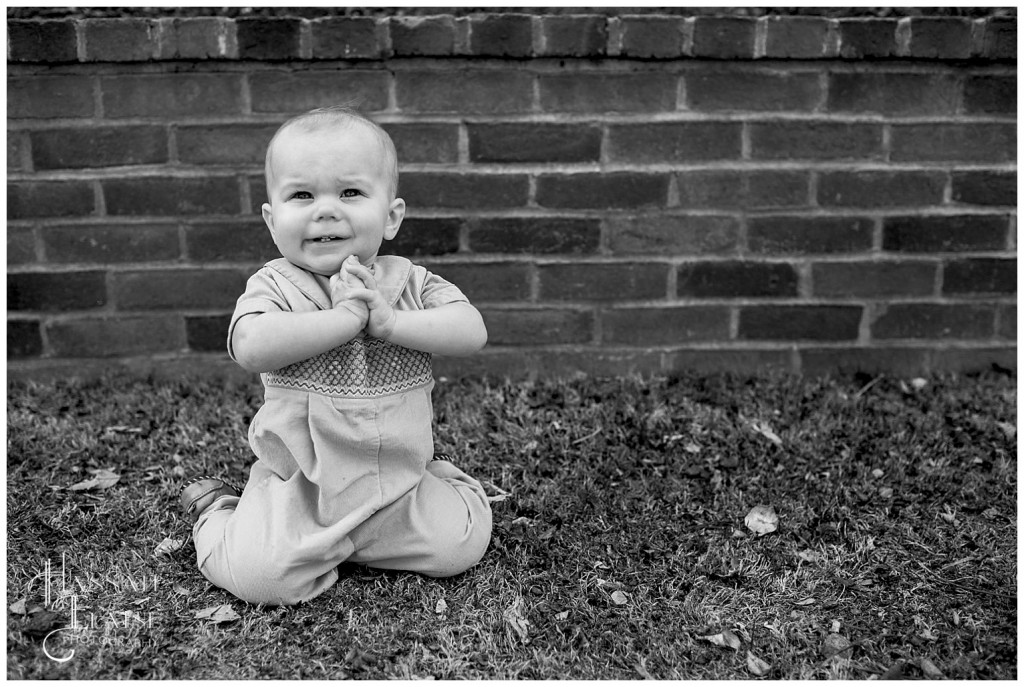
left=265, top=336, right=432, bottom=398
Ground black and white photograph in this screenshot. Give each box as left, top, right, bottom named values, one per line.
left=6, top=4, right=1017, bottom=680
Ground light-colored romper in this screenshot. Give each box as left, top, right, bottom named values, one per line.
left=192, top=256, right=493, bottom=606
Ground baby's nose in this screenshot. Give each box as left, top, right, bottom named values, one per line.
left=313, top=197, right=343, bottom=220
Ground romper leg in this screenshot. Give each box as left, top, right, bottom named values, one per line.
left=345, top=460, right=493, bottom=577
left=192, top=462, right=360, bottom=606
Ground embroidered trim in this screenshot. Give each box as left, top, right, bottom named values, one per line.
left=266, top=337, right=432, bottom=398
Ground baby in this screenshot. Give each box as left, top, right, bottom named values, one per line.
left=179, top=106, right=492, bottom=606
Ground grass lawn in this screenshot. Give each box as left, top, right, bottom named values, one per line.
left=6, top=370, right=1017, bottom=679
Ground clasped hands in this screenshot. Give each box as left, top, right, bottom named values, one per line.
left=329, top=255, right=397, bottom=339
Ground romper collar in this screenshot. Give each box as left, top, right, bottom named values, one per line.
left=265, top=256, right=414, bottom=310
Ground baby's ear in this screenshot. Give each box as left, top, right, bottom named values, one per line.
left=384, top=197, right=405, bottom=240
left=261, top=203, right=276, bottom=237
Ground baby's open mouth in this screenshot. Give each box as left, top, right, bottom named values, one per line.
left=313, top=236, right=342, bottom=243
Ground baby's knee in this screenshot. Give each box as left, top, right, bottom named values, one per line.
left=199, top=543, right=337, bottom=606
left=422, top=512, right=493, bottom=578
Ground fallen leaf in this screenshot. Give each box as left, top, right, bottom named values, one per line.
left=435, top=599, right=448, bottom=614
left=610, top=590, right=629, bottom=605
left=822, top=633, right=851, bottom=659
left=700, top=629, right=741, bottom=651
left=995, top=421, right=1015, bottom=441
left=487, top=494, right=509, bottom=503
left=195, top=604, right=240, bottom=624
left=68, top=468, right=120, bottom=491
left=881, top=661, right=906, bottom=679
left=918, top=657, right=944, bottom=679
left=748, top=420, right=783, bottom=446
left=9, top=599, right=27, bottom=615
left=746, top=651, right=771, bottom=676
left=503, top=599, right=530, bottom=644
left=910, top=378, right=928, bottom=391
left=879, top=487, right=894, bottom=499
left=172, top=584, right=190, bottom=596
left=794, top=597, right=815, bottom=606
left=744, top=505, right=779, bottom=536
left=871, top=468, right=885, bottom=478
left=555, top=610, right=569, bottom=621
left=154, top=537, right=184, bottom=557
left=797, top=550, right=822, bottom=563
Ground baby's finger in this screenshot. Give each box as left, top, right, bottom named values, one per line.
left=344, top=262, right=378, bottom=290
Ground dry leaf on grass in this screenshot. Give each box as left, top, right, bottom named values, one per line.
left=9, top=599, right=28, bottom=615
left=748, top=420, right=783, bottom=446
left=435, top=599, right=448, bottom=615
left=700, top=629, right=742, bottom=651
left=918, top=657, right=944, bottom=679
left=555, top=610, right=569, bottom=621
left=794, top=597, right=815, bottom=606
left=154, top=537, right=184, bottom=557
left=610, top=590, right=629, bottom=605
left=822, top=633, right=852, bottom=659
left=746, top=651, right=771, bottom=676
left=68, top=468, right=120, bottom=491
left=744, top=505, right=779, bottom=536
left=503, top=599, right=530, bottom=644
left=194, top=604, right=240, bottom=624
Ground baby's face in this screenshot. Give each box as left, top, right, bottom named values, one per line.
left=262, top=122, right=404, bottom=276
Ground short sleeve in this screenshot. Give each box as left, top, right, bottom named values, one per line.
left=419, top=269, right=469, bottom=309
left=227, top=268, right=288, bottom=360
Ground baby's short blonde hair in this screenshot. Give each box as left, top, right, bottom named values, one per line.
left=264, top=106, right=399, bottom=199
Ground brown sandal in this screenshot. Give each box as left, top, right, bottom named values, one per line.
left=179, top=476, right=241, bottom=523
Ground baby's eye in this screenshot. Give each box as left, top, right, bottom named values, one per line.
left=290, top=191, right=313, bottom=200
left=341, top=189, right=362, bottom=198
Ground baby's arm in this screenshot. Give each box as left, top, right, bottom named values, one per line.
left=343, top=258, right=487, bottom=357
left=231, top=283, right=368, bottom=372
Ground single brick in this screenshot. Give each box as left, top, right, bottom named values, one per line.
left=8, top=181, right=95, bottom=219
left=7, top=319, right=43, bottom=358
left=606, top=122, right=741, bottom=163
left=602, top=306, right=730, bottom=345
left=812, top=261, right=937, bottom=298
left=102, top=74, right=244, bottom=118
left=997, top=303, right=1016, bottom=339
left=397, top=70, right=534, bottom=114
left=185, top=314, right=231, bottom=352
left=882, top=215, right=1009, bottom=253
left=838, top=18, right=898, bottom=58
left=872, top=303, right=995, bottom=339
left=104, top=176, right=240, bottom=216
left=817, top=171, right=946, bottom=208
left=468, top=13, right=533, bottom=57
left=32, top=126, right=168, bottom=170
left=311, top=17, right=382, bottom=59
left=536, top=173, right=668, bottom=210
left=890, top=123, right=1016, bottom=163
left=383, top=123, right=459, bottom=164
left=676, top=171, right=809, bottom=210
left=382, top=217, right=461, bottom=257
left=8, top=270, right=107, bottom=311
left=421, top=262, right=531, bottom=302
left=537, top=262, right=668, bottom=302
left=82, top=18, right=160, bottom=62
left=44, top=224, right=181, bottom=264
left=686, top=70, right=821, bottom=112
left=765, top=16, right=830, bottom=59
left=7, top=132, right=28, bottom=173
left=467, top=217, right=600, bottom=254
left=481, top=308, right=594, bottom=346
left=677, top=261, right=798, bottom=298
left=47, top=315, right=185, bottom=357
left=800, top=346, right=929, bottom=376
left=748, top=216, right=875, bottom=255
left=538, top=15, right=607, bottom=57
left=112, top=269, right=246, bottom=310
left=539, top=73, right=677, bottom=113
left=619, top=15, right=685, bottom=59
left=236, top=17, right=303, bottom=60
left=469, top=123, right=601, bottom=163
left=8, top=75, right=94, bottom=119
left=909, top=17, right=972, bottom=59
left=665, top=349, right=793, bottom=375
left=932, top=347, right=1016, bottom=374
left=400, top=173, right=529, bottom=209
left=827, top=73, right=958, bottom=116
left=692, top=17, right=757, bottom=59
left=963, top=75, right=1016, bottom=114
left=607, top=214, right=739, bottom=256
left=251, top=70, right=389, bottom=113
left=389, top=16, right=457, bottom=56
left=7, top=227, right=36, bottom=265
left=176, top=124, right=278, bottom=165
left=951, top=171, right=1016, bottom=207
left=159, top=17, right=235, bottom=59
left=8, top=19, right=78, bottom=62
left=943, top=258, right=1016, bottom=295
left=738, top=305, right=863, bottom=341
left=184, top=222, right=279, bottom=262
left=749, top=122, right=883, bottom=161
left=979, top=16, right=1016, bottom=60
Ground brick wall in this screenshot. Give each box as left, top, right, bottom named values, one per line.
left=7, top=12, right=1017, bottom=380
